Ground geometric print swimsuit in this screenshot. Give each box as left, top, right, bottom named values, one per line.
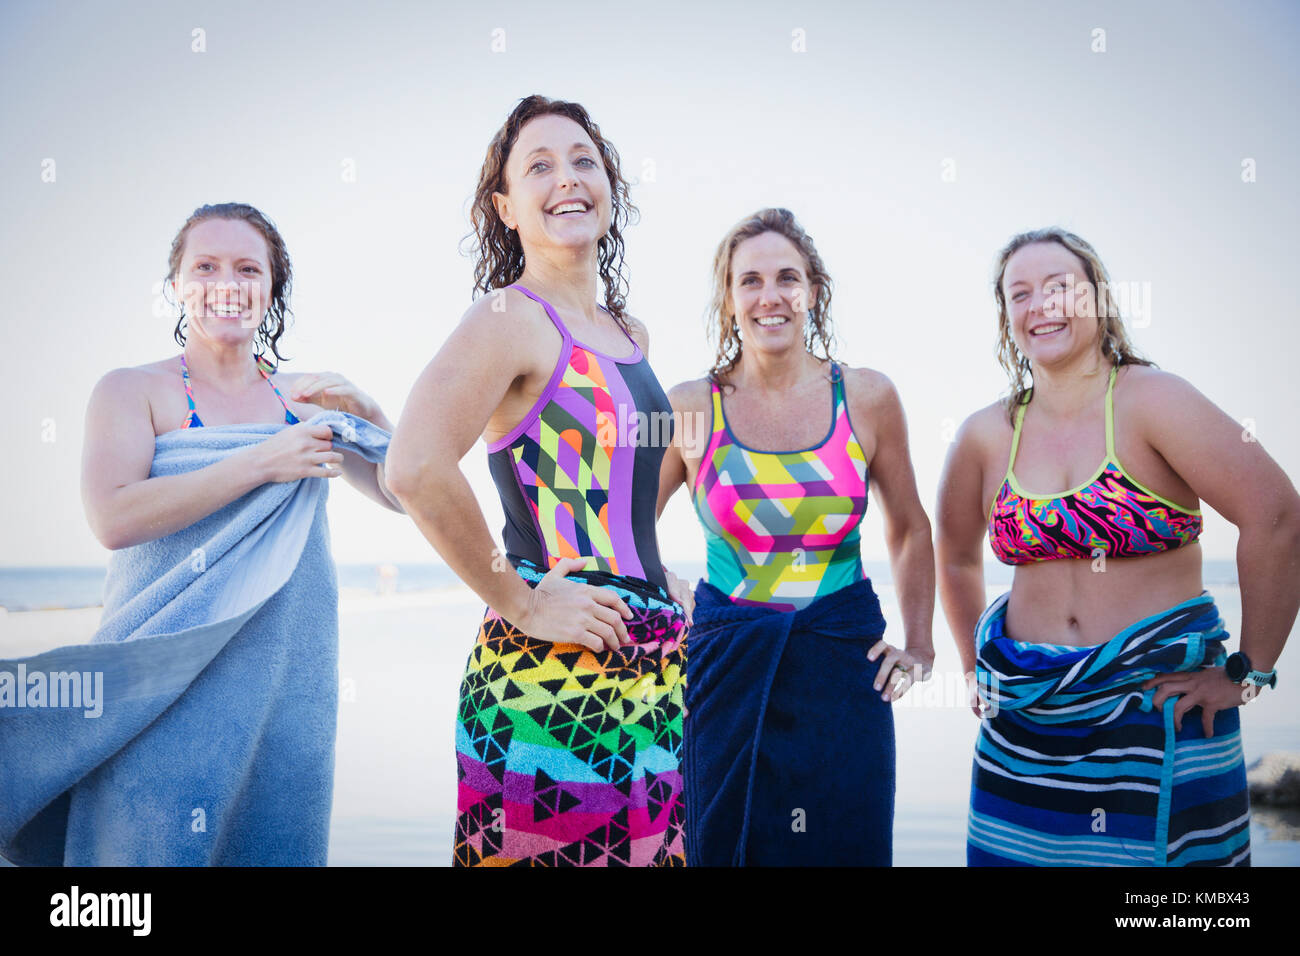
left=454, top=284, right=687, bottom=866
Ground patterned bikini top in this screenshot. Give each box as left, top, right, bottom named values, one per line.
left=486, top=284, right=673, bottom=591
left=987, top=365, right=1202, bottom=565
left=180, top=353, right=300, bottom=429
left=692, top=363, right=869, bottom=611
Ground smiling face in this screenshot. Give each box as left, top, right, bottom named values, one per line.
left=491, top=113, right=612, bottom=256
left=1002, top=241, right=1100, bottom=368
left=727, top=230, right=819, bottom=355
left=171, top=218, right=271, bottom=349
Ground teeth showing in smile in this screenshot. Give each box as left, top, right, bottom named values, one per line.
left=551, top=202, right=589, bottom=215
left=1031, top=322, right=1066, bottom=336
left=755, top=315, right=788, bottom=327
left=209, top=304, right=243, bottom=317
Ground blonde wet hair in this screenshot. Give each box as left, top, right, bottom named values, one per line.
left=992, top=226, right=1153, bottom=422
left=706, top=208, right=838, bottom=387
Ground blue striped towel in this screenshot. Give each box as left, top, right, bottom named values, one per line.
left=968, top=591, right=1251, bottom=866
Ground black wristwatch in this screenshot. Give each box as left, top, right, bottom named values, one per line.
left=1224, top=652, right=1277, bottom=689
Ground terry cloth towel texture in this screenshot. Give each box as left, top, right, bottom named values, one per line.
left=454, top=559, right=687, bottom=866
left=684, top=577, right=895, bottom=866
left=0, top=411, right=390, bottom=866
left=968, top=591, right=1251, bottom=866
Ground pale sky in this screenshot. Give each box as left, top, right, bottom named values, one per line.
left=1, top=0, right=1297, bottom=567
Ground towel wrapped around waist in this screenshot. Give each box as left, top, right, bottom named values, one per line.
left=685, top=577, right=895, bottom=866
left=968, top=591, right=1251, bottom=867
left=0, top=412, right=390, bottom=866
left=454, top=558, right=687, bottom=866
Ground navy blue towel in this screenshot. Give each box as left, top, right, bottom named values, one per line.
left=684, top=577, right=895, bottom=866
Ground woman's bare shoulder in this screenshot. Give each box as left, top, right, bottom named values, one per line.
left=942, top=398, right=1012, bottom=462
left=91, top=357, right=177, bottom=396
left=665, top=376, right=713, bottom=413
left=838, top=363, right=895, bottom=400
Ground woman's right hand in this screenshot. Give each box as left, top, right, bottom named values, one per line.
left=965, top=670, right=992, bottom=719
left=253, top=422, right=345, bottom=483
left=515, top=557, right=634, bottom=653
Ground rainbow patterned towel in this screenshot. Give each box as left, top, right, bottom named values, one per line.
left=453, top=559, right=687, bottom=866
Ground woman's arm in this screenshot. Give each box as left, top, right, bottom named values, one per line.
left=1139, top=372, right=1300, bottom=674
left=337, top=452, right=403, bottom=513
left=851, top=370, right=936, bottom=679
left=286, top=372, right=404, bottom=513
left=384, top=295, right=634, bottom=652
left=935, top=407, right=994, bottom=711
left=656, top=381, right=698, bottom=521
left=81, top=369, right=344, bottom=550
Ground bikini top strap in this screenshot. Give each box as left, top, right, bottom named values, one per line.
left=1104, top=364, right=1119, bottom=460
left=179, top=354, right=198, bottom=411
left=258, top=360, right=296, bottom=416
left=1003, top=386, right=1034, bottom=479
left=508, top=283, right=573, bottom=343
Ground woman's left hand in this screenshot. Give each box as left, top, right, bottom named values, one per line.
left=292, top=372, right=381, bottom=422
left=1142, top=667, right=1253, bottom=737
left=663, top=566, right=694, bottom=627
left=868, top=641, right=931, bottom=702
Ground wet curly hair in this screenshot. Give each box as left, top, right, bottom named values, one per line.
left=464, top=94, right=639, bottom=326
left=992, top=226, right=1152, bottom=422
left=166, top=202, right=293, bottom=367
left=706, top=207, right=838, bottom=386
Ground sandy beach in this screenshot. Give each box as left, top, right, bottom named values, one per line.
left=3, top=583, right=1298, bottom=866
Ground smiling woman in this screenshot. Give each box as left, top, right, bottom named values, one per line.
left=0, top=202, right=402, bottom=866
left=937, top=226, right=1300, bottom=867
left=656, top=207, right=937, bottom=865
left=386, top=95, right=694, bottom=867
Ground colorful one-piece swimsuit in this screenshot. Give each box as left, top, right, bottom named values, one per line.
left=180, top=353, right=301, bottom=428
left=453, top=284, right=687, bottom=867
left=692, top=362, right=869, bottom=610
left=683, top=364, right=895, bottom=867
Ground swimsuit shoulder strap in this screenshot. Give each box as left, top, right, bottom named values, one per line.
left=1005, top=389, right=1031, bottom=480
left=179, top=354, right=198, bottom=412
left=706, top=375, right=727, bottom=437
left=509, top=283, right=574, bottom=343
left=1104, top=364, right=1119, bottom=461
left=831, top=361, right=846, bottom=408
left=179, top=353, right=202, bottom=428
left=256, top=354, right=298, bottom=421
left=599, top=302, right=639, bottom=352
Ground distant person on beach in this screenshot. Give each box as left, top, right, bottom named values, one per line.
left=385, top=95, right=694, bottom=866
left=0, top=201, right=400, bottom=866
left=655, top=207, right=936, bottom=865
left=936, top=226, right=1300, bottom=866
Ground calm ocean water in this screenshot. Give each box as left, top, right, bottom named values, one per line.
left=0, top=559, right=1248, bottom=611
left=0, top=562, right=470, bottom=611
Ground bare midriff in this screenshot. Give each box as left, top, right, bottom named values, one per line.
left=1004, top=541, right=1204, bottom=646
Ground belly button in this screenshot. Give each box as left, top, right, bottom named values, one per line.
left=1068, top=616, right=1079, bottom=629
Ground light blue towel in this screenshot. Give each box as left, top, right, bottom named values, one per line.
left=0, top=412, right=390, bottom=866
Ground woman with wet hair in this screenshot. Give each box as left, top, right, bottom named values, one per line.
left=656, top=207, right=936, bottom=865
left=0, top=202, right=399, bottom=866
left=386, top=96, right=693, bottom=866
left=937, top=226, right=1300, bottom=866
